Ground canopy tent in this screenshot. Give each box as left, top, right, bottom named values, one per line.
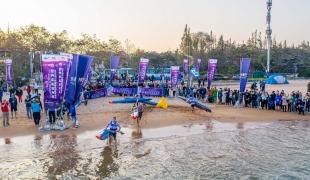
left=265, top=74, right=289, bottom=84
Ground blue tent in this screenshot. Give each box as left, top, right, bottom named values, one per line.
left=265, top=74, right=289, bottom=84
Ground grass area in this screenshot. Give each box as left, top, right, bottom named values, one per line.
left=248, top=78, right=267, bottom=81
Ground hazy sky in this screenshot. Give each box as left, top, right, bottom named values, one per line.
left=1, top=0, right=309, bottom=52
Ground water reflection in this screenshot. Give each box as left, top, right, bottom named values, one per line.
left=34, top=134, right=43, bottom=141
left=50, top=134, right=57, bottom=139
left=237, top=122, right=244, bottom=129
left=4, top=138, right=11, bottom=144
left=44, top=134, right=80, bottom=179
left=33, top=134, right=43, bottom=149
left=302, top=120, right=310, bottom=128
left=131, top=129, right=143, bottom=140
left=2, top=121, right=310, bottom=179
left=96, top=146, right=119, bottom=178
left=205, top=121, right=214, bottom=131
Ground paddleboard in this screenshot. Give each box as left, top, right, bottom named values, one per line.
left=178, top=96, right=212, bottom=113
left=96, top=129, right=112, bottom=140
left=109, top=97, right=152, bottom=104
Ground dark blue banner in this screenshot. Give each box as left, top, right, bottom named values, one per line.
left=239, top=58, right=251, bottom=93
left=112, top=87, right=137, bottom=95
left=141, top=88, right=165, bottom=97
left=66, top=54, right=94, bottom=104
left=89, top=89, right=108, bottom=99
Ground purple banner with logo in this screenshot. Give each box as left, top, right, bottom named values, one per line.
left=89, top=88, right=108, bottom=99
left=138, top=58, right=149, bottom=84
left=141, top=88, right=165, bottom=97
left=42, top=55, right=69, bottom=108
left=110, top=56, right=120, bottom=85
left=197, top=59, right=201, bottom=74
left=183, top=59, right=188, bottom=75
left=112, top=87, right=137, bottom=95
left=239, top=58, right=251, bottom=93
left=66, top=54, right=94, bottom=104
left=6, top=59, right=12, bottom=85
left=207, top=59, right=217, bottom=88
left=60, top=53, right=73, bottom=94
left=170, top=66, right=179, bottom=87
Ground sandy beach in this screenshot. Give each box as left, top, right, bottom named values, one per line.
left=0, top=80, right=309, bottom=139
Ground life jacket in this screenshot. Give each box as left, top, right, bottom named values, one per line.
left=138, top=105, right=143, bottom=113
left=188, top=97, right=196, bottom=105
left=109, top=121, right=119, bottom=131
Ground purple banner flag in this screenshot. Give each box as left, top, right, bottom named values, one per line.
left=138, top=58, right=149, bottom=84
left=239, top=58, right=251, bottom=93
left=183, top=59, right=188, bottom=75
left=170, top=66, right=179, bottom=88
left=60, top=53, right=73, bottom=90
left=42, top=55, right=69, bottom=108
left=110, top=56, right=120, bottom=85
left=197, top=59, right=201, bottom=74
left=112, top=87, right=137, bottom=95
left=6, top=59, right=12, bottom=85
left=141, top=88, right=165, bottom=97
left=207, top=59, right=217, bottom=88
left=89, top=88, right=108, bottom=99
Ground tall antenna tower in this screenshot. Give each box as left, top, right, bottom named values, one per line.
left=266, top=0, right=272, bottom=76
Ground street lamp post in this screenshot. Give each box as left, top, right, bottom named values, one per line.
left=266, top=0, right=272, bottom=77
left=35, top=51, right=41, bottom=85
left=29, top=51, right=34, bottom=78
left=186, top=46, right=190, bottom=89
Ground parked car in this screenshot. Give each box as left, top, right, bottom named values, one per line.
left=232, top=74, right=240, bottom=79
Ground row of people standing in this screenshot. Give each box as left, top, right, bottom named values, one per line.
left=218, top=88, right=239, bottom=105
left=2, top=94, right=42, bottom=126
left=178, top=85, right=209, bottom=102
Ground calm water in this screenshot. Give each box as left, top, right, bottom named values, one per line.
left=1, top=120, right=310, bottom=179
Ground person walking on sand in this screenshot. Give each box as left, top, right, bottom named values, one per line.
left=0, top=88, right=3, bottom=103
left=2, top=99, right=10, bottom=126
left=24, top=95, right=32, bottom=119
left=9, top=86, right=16, bottom=97
left=187, top=95, right=196, bottom=113
left=16, top=87, right=23, bottom=103
left=26, top=85, right=31, bottom=96
left=34, top=82, right=39, bottom=94
left=69, top=101, right=78, bottom=128
left=30, top=88, right=37, bottom=99
left=137, top=103, right=144, bottom=127
left=9, top=94, right=18, bottom=119
left=105, top=117, right=123, bottom=147
left=48, top=107, right=56, bottom=124
left=31, top=97, right=41, bottom=126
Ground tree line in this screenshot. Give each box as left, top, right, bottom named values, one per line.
left=0, top=24, right=309, bottom=83
left=179, top=24, right=310, bottom=77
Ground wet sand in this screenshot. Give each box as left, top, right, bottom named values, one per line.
left=0, top=80, right=309, bottom=139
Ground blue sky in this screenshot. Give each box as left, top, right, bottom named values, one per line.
left=1, top=0, right=309, bottom=52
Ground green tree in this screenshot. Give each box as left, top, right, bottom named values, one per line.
left=124, top=38, right=136, bottom=67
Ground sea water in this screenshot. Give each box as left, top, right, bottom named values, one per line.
left=0, top=120, right=310, bottom=179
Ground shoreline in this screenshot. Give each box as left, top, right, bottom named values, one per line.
left=0, top=100, right=308, bottom=140
left=1, top=80, right=310, bottom=141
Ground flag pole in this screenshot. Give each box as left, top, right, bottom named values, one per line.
left=41, top=54, right=46, bottom=126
